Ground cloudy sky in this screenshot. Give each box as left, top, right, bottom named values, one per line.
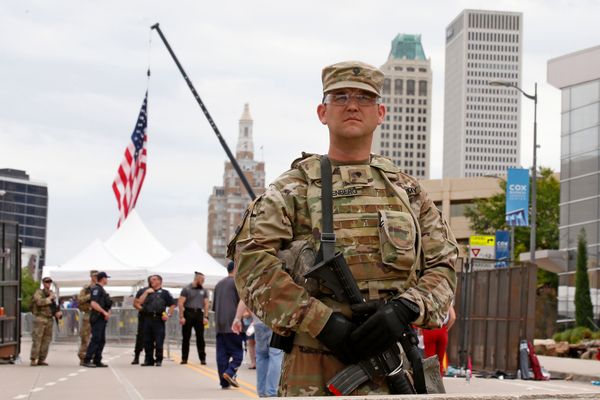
left=2, top=0, right=599, bottom=265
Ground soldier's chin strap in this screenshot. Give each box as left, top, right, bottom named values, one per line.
left=319, top=155, right=336, bottom=261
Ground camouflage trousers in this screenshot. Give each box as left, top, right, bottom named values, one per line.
left=279, top=345, right=389, bottom=397
left=78, top=312, right=91, bottom=361
left=30, top=315, right=53, bottom=362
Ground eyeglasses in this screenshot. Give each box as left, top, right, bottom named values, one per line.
left=323, top=92, right=381, bottom=106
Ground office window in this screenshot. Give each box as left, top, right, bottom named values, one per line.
left=407, top=80, right=415, bottom=96
left=394, top=79, right=403, bottom=95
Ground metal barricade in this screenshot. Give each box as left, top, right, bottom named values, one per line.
left=22, top=308, right=218, bottom=351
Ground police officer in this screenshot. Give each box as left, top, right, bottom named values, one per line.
left=82, top=271, right=112, bottom=368
left=138, top=274, right=175, bottom=367
left=30, top=277, right=62, bottom=366
left=228, top=61, right=458, bottom=396
left=77, top=269, right=98, bottom=365
left=178, top=271, right=209, bottom=365
left=131, top=276, right=152, bottom=365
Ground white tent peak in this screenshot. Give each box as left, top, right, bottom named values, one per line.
left=62, top=239, right=127, bottom=270
left=152, top=240, right=227, bottom=289
left=105, top=209, right=171, bottom=268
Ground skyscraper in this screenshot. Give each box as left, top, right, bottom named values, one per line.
left=0, top=169, right=48, bottom=277
left=374, top=34, right=432, bottom=178
left=207, top=104, right=265, bottom=261
left=443, top=10, right=522, bottom=178
left=548, top=45, right=600, bottom=320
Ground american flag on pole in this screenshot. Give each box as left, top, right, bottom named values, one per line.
left=112, top=92, right=148, bottom=227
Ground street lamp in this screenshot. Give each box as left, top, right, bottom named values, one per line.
left=489, top=80, right=538, bottom=265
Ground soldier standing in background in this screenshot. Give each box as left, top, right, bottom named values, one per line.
left=229, top=61, right=458, bottom=396
left=82, top=272, right=112, bottom=368
left=77, top=270, right=98, bottom=365
left=30, top=277, right=62, bottom=366
left=178, top=271, right=209, bottom=365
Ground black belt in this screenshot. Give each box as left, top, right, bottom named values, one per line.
left=142, top=312, right=164, bottom=319
left=185, top=307, right=204, bottom=312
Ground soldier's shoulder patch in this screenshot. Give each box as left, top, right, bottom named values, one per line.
left=92, top=289, right=99, bottom=295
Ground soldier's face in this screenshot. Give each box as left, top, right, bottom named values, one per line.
left=194, top=275, right=205, bottom=286
left=150, top=276, right=162, bottom=289
left=317, top=89, right=385, bottom=143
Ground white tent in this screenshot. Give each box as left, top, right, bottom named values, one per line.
left=105, top=210, right=171, bottom=268
left=48, top=239, right=146, bottom=286
left=151, top=241, right=227, bottom=289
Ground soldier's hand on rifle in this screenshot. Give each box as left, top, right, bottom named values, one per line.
left=49, top=293, right=56, bottom=301
left=316, top=312, right=358, bottom=365
left=350, top=299, right=419, bottom=359
left=55, top=311, right=63, bottom=319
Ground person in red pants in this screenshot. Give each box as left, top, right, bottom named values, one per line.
left=423, top=305, right=456, bottom=376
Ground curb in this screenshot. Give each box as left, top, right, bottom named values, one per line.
left=547, top=370, right=600, bottom=384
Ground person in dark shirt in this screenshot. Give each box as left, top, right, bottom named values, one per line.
left=131, top=276, right=152, bottom=364
left=82, top=272, right=112, bottom=368
left=178, top=271, right=210, bottom=365
left=138, top=274, right=175, bottom=367
left=213, top=261, right=244, bottom=389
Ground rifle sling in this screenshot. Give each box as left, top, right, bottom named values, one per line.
left=319, top=156, right=335, bottom=261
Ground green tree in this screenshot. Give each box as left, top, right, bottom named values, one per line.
left=21, top=268, right=38, bottom=312
left=464, top=167, right=560, bottom=288
left=575, top=229, right=594, bottom=329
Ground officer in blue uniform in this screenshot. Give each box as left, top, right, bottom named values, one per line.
left=138, top=274, right=175, bottom=367
left=82, top=272, right=112, bottom=368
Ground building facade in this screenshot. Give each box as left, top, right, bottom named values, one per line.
left=207, top=104, right=266, bottom=261
left=443, top=9, right=522, bottom=178
left=0, top=169, right=48, bottom=277
left=548, top=45, right=600, bottom=320
left=421, top=175, right=503, bottom=257
left=373, top=34, right=432, bottom=178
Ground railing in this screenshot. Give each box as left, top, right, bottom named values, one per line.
left=22, top=308, right=218, bottom=350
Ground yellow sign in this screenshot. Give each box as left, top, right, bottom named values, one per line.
left=469, top=235, right=495, bottom=246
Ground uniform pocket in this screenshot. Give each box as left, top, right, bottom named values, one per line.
left=378, top=210, right=416, bottom=270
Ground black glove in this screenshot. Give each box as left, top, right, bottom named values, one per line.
left=316, top=312, right=358, bottom=365
left=350, top=298, right=419, bottom=359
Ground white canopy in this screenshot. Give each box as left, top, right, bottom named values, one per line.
left=48, top=239, right=146, bottom=287
left=150, top=241, right=227, bottom=289
left=49, top=210, right=171, bottom=287
left=105, top=210, right=171, bottom=268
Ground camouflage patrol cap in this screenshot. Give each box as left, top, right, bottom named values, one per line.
left=90, top=270, right=99, bottom=277
left=322, top=60, right=384, bottom=96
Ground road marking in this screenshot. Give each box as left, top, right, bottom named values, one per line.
left=68, top=372, right=78, bottom=377
left=79, top=369, right=87, bottom=372
left=171, top=354, right=257, bottom=398
left=45, top=382, right=56, bottom=386
left=13, top=395, right=28, bottom=399
left=31, top=387, right=44, bottom=392
left=110, top=366, right=144, bottom=400
left=58, top=377, right=68, bottom=381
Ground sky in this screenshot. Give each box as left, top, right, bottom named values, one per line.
left=2, top=0, right=599, bottom=266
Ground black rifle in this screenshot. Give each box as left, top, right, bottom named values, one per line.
left=48, top=284, right=62, bottom=330
left=304, top=252, right=426, bottom=395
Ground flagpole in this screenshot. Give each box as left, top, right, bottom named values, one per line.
left=151, top=23, right=257, bottom=201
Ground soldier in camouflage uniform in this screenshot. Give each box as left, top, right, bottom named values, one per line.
left=228, top=60, right=458, bottom=396
left=30, top=277, right=62, bottom=366
left=77, top=270, right=98, bottom=365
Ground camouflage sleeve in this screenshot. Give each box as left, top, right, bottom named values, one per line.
left=33, top=289, right=52, bottom=307
left=399, top=187, right=459, bottom=329
left=78, top=286, right=91, bottom=304
left=232, top=184, right=332, bottom=338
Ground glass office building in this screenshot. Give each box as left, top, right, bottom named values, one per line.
left=548, top=45, right=600, bottom=320
left=0, top=169, right=48, bottom=274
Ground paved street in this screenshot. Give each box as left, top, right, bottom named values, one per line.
left=2, top=340, right=600, bottom=399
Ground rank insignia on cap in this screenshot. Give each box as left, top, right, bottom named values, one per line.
left=352, top=67, right=361, bottom=75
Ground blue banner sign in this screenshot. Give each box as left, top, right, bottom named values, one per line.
left=495, top=230, right=510, bottom=268
left=505, top=168, right=530, bottom=227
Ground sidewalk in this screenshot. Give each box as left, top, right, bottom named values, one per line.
left=539, top=355, right=600, bottom=382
